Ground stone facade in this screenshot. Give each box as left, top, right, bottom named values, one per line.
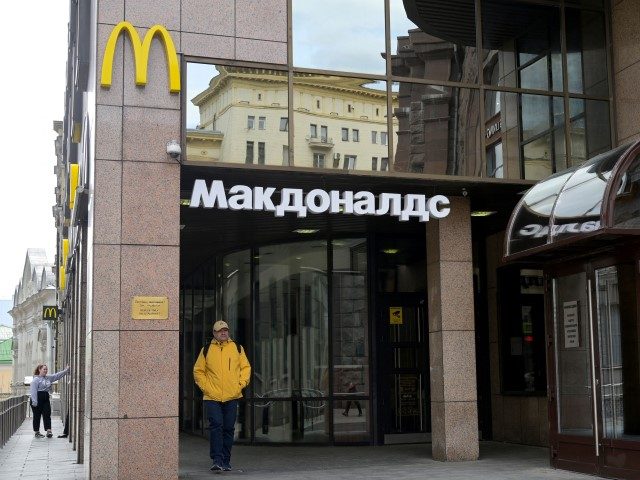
left=9, top=249, right=57, bottom=396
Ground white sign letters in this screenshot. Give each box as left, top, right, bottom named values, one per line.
left=188, top=180, right=451, bottom=222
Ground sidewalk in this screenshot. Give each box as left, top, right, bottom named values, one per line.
left=179, top=434, right=597, bottom=480
left=1, top=417, right=598, bottom=480
left=0, top=415, right=83, bottom=480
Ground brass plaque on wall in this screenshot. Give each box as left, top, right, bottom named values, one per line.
left=131, top=296, right=169, bottom=320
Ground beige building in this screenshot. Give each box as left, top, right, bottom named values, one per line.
left=0, top=325, right=13, bottom=396
left=188, top=67, right=394, bottom=171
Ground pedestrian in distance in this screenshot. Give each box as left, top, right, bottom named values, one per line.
left=342, top=382, right=363, bottom=417
left=30, top=364, right=70, bottom=438
left=193, top=320, right=251, bottom=473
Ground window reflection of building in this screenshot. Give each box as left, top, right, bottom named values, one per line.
left=392, top=0, right=610, bottom=180
left=187, top=66, right=395, bottom=171
left=181, top=239, right=371, bottom=443
left=390, top=24, right=480, bottom=175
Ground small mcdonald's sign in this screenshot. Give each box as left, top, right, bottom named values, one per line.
left=42, top=306, right=59, bottom=321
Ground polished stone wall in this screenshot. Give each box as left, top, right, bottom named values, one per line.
left=427, top=197, right=479, bottom=461
left=612, top=0, right=640, bottom=144
left=88, top=1, right=287, bottom=478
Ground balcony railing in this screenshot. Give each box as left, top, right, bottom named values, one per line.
left=305, top=136, right=334, bottom=149
left=1, top=395, right=28, bottom=449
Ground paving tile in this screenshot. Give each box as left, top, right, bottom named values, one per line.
left=2, top=415, right=598, bottom=480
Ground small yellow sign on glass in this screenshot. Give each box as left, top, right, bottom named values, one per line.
left=389, top=307, right=403, bottom=325
left=131, top=296, right=169, bottom=320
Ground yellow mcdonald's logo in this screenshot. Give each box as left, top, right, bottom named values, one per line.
left=42, top=306, right=59, bottom=320
left=101, top=21, right=180, bottom=93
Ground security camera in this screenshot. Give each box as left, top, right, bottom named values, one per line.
left=166, top=140, right=182, bottom=159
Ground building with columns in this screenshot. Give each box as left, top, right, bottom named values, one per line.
left=54, top=0, right=640, bottom=479
left=9, top=249, right=57, bottom=396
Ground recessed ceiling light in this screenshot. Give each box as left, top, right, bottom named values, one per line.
left=382, top=248, right=399, bottom=254
left=471, top=210, right=497, bottom=217
left=293, top=229, right=319, bottom=234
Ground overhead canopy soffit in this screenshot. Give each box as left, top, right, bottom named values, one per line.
left=504, top=140, right=640, bottom=261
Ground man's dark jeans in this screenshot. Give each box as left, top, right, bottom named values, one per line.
left=205, top=400, right=238, bottom=468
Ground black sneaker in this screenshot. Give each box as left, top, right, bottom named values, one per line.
left=222, top=465, right=232, bottom=471
left=46, top=432, right=53, bottom=438
left=210, top=463, right=223, bottom=472
left=34, top=432, right=45, bottom=438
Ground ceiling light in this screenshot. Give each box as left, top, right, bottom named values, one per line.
left=293, top=229, right=319, bottom=234
left=471, top=210, right=497, bottom=217
left=382, top=248, right=399, bottom=254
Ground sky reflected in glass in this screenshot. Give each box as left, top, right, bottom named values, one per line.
left=293, top=0, right=386, bottom=74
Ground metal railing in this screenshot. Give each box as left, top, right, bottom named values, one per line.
left=1, top=395, right=28, bottom=449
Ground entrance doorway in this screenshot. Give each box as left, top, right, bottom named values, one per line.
left=377, top=294, right=430, bottom=444
left=549, top=261, right=640, bottom=478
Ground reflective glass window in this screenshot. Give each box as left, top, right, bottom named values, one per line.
left=569, top=99, right=611, bottom=167
left=255, top=242, right=329, bottom=399
left=482, top=1, right=561, bottom=91
left=392, top=82, right=480, bottom=175
left=186, top=63, right=288, bottom=165
left=566, top=9, right=608, bottom=97
left=485, top=91, right=522, bottom=179
left=333, top=399, right=370, bottom=442
left=292, top=0, right=386, bottom=74
left=332, top=239, right=369, bottom=395
left=390, top=0, right=477, bottom=83
left=253, top=399, right=330, bottom=443
left=222, top=250, right=251, bottom=349
left=523, top=134, right=553, bottom=180
left=293, top=75, right=387, bottom=171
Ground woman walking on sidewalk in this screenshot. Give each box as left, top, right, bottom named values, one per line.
left=30, top=364, right=70, bottom=438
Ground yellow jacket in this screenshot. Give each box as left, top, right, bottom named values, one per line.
left=193, top=339, right=251, bottom=402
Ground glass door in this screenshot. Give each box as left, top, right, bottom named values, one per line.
left=595, top=264, right=640, bottom=478
left=550, top=270, right=599, bottom=474
left=550, top=262, right=640, bottom=478
left=378, top=294, right=430, bottom=443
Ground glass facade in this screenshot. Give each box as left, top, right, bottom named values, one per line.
left=181, top=239, right=371, bottom=444
left=184, top=0, right=611, bottom=181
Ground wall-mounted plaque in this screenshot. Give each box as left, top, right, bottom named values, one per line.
left=563, top=300, right=579, bottom=348
left=131, top=296, right=169, bottom=320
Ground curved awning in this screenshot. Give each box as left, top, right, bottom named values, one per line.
left=504, top=141, right=640, bottom=261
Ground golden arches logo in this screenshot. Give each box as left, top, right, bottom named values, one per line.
left=42, top=306, right=59, bottom=321
left=101, top=21, right=180, bottom=93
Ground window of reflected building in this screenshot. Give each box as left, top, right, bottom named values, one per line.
left=392, top=81, right=481, bottom=175
left=390, top=0, right=477, bottom=84
left=185, top=63, right=288, bottom=165
left=485, top=90, right=571, bottom=180
left=293, top=75, right=389, bottom=172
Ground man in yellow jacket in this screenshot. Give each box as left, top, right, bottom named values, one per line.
left=193, top=320, right=251, bottom=472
